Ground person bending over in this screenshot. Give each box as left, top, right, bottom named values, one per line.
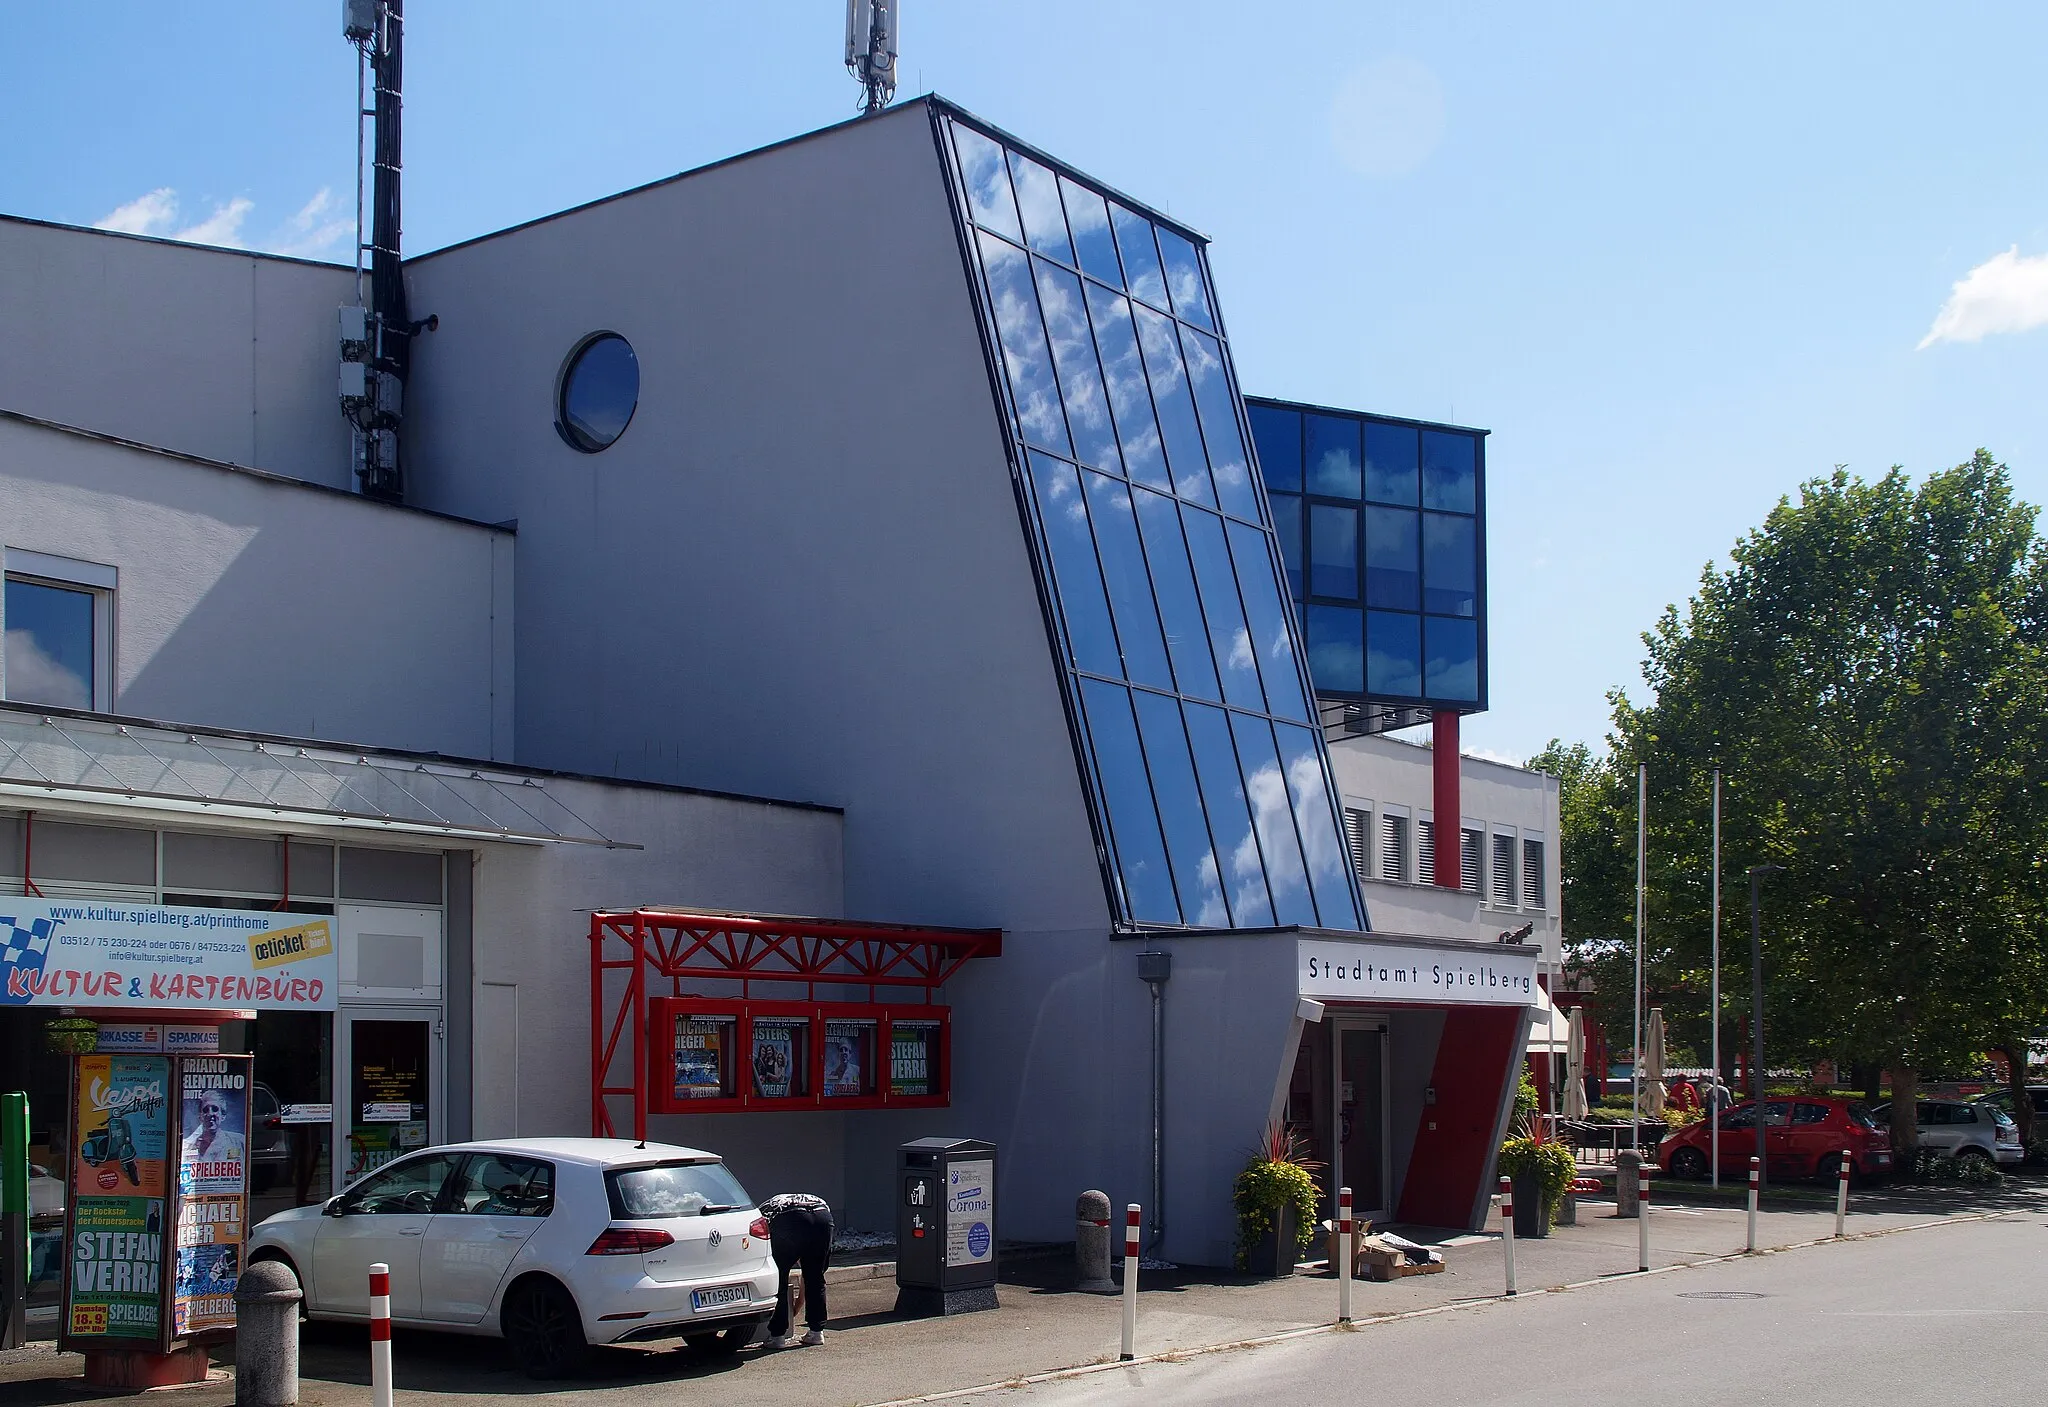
left=760, top=1191, right=833, bottom=1348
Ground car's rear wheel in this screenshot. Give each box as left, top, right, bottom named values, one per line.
left=1668, top=1147, right=1707, bottom=1181
left=1954, top=1145, right=1994, bottom=1165
left=502, top=1276, right=587, bottom=1379
left=685, top=1319, right=761, bottom=1355
left=1817, top=1153, right=1854, bottom=1186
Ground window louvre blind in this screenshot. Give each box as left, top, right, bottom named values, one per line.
left=1522, top=838, right=1545, bottom=908
left=1343, top=807, right=1372, bottom=881
left=1491, top=833, right=1515, bottom=905
left=1416, top=819, right=1435, bottom=884
left=1460, top=828, right=1482, bottom=894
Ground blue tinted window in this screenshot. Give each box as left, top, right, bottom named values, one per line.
left=1029, top=453, right=1121, bottom=678
left=1275, top=723, right=1361, bottom=927
left=1132, top=691, right=1228, bottom=925
left=1079, top=679, right=1179, bottom=924
left=559, top=333, right=639, bottom=452
left=1184, top=703, right=1273, bottom=925
left=1133, top=487, right=1220, bottom=700
left=1248, top=405, right=1302, bottom=493
left=1084, top=284, right=1169, bottom=491
left=1084, top=472, right=1173, bottom=689
left=1269, top=494, right=1303, bottom=599
left=1060, top=175, right=1123, bottom=286
left=1425, top=617, right=1480, bottom=702
left=1422, top=513, right=1477, bottom=616
left=1007, top=151, right=1074, bottom=265
left=1182, top=329, right=1260, bottom=521
left=1422, top=430, right=1477, bottom=513
left=1033, top=260, right=1121, bottom=472
left=1309, top=504, right=1358, bottom=600
left=1181, top=507, right=1264, bottom=711
left=953, top=126, right=1022, bottom=241
left=1111, top=204, right=1169, bottom=309
left=1307, top=604, right=1363, bottom=694
left=4, top=577, right=94, bottom=708
left=1230, top=712, right=1316, bottom=926
left=1305, top=414, right=1362, bottom=499
left=1131, top=308, right=1215, bottom=506
left=1364, top=422, right=1419, bottom=506
left=1228, top=520, right=1311, bottom=723
left=979, top=232, right=1070, bottom=454
left=1366, top=610, right=1422, bottom=697
left=1155, top=226, right=1215, bottom=330
left=1364, top=506, right=1420, bottom=610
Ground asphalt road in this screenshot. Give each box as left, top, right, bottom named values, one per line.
left=990, top=1205, right=2048, bottom=1406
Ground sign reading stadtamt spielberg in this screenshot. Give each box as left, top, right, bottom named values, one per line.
left=1, top=899, right=337, bottom=1010
left=1297, top=938, right=1539, bottom=1006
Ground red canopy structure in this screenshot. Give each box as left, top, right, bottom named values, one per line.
left=589, top=909, right=1001, bottom=1139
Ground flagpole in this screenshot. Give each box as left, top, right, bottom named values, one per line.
left=1633, top=762, right=1646, bottom=1151
left=1711, top=769, right=1721, bottom=1189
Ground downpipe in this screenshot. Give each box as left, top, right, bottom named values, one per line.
left=1137, top=950, right=1172, bottom=1253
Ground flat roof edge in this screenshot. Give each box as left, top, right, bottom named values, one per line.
left=0, top=211, right=355, bottom=272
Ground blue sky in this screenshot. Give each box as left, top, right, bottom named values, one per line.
left=6, top=2, right=2044, bottom=765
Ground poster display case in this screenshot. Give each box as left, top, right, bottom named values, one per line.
left=648, top=999, right=950, bottom=1113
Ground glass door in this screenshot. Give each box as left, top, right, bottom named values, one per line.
left=1332, top=1020, right=1389, bottom=1218
left=334, top=1009, right=441, bottom=1192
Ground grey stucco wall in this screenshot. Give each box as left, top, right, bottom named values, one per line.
left=0, top=218, right=356, bottom=489
left=0, top=415, right=513, bottom=757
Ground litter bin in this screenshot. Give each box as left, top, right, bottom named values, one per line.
left=894, top=1137, right=998, bottom=1317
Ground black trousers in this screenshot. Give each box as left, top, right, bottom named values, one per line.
left=766, top=1205, right=834, bottom=1335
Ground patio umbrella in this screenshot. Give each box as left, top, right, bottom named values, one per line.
left=1644, top=1007, right=1668, bottom=1118
left=1563, top=1006, right=1589, bottom=1119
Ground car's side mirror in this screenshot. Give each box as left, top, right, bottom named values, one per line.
left=323, top=1196, right=350, bottom=1218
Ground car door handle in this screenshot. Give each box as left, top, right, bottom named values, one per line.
left=399, top=1228, right=425, bottom=1236
left=498, top=1231, right=525, bottom=1239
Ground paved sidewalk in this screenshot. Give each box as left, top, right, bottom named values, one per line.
left=2, top=1187, right=2034, bottom=1407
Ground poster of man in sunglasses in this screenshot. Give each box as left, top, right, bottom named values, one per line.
left=177, top=1061, right=250, bottom=1196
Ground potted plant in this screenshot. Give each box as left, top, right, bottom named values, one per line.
left=1233, top=1121, right=1321, bottom=1276
left=1497, top=1132, right=1575, bottom=1237
left=44, top=1017, right=99, bottom=1055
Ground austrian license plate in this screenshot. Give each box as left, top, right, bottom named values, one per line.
left=691, top=1284, right=750, bottom=1311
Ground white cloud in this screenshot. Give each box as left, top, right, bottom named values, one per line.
left=90, top=187, right=348, bottom=258
left=1462, top=745, right=1527, bottom=768
left=94, top=187, right=178, bottom=236
left=1330, top=57, right=1445, bottom=179
left=1917, top=245, right=2048, bottom=349
left=4, top=629, right=91, bottom=709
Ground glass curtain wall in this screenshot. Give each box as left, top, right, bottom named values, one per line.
left=939, top=113, right=1362, bottom=932
left=1247, top=400, right=1486, bottom=709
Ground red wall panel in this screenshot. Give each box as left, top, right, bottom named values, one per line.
left=1395, top=1005, right=1522, bottom=1229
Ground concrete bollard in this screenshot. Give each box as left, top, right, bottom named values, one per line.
left=233, top=1259, right=303, bottom=1406
left=1118, top=1204, right=1140, bottom=1362
left=1615, top=1148, right=1642, bottom=1218
left=1746, top=1157, right=1760, bottom=1253
left=1076, top=1190, right=1115, bottom=1293
left=1498, top=1176, right=1516, bottom=1296
left=1834, top=1151, right=1851, bottom=1237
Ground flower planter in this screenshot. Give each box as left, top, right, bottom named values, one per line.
left=1245, top=1203, right=1300, bottom=1277
left=1510, top=1172, right=1552, bottom=1238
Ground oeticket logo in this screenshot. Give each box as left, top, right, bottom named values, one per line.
left=246, top=918, right=334, bottom=970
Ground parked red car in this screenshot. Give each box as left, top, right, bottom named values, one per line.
left=1660, top=1097, right=1892, bottom=1182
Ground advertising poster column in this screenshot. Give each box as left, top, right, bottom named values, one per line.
left=59, top=1054, right=170, bottom=1349
left=171, top=1056, right=252, bottom=1337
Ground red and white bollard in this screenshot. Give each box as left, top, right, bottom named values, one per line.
left=1746, top=1157, right=1760, bottom=1253
left=1337, top=1186, right=1353, bottom=1323
left=369, top=1262, right=393, bottom=1407
left=1119, top=1203, right=1141, bottom=1362
left=1638, top=1172, right=1651, bottom=1272
left=1834, top=1149, right=1851, bottom=1237
left=1498, top=1175, right=1516, bottom=1296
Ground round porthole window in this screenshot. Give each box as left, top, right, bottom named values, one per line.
left=556, top=332, right=639, bottom=453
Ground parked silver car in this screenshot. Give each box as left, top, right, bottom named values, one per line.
left=1970, top=1085, right=2048, bottom=1136
left=1868, top=1099, right=2023, bottom=1166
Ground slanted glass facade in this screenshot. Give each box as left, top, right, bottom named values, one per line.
left=939, top=113, right=1363, bottom=932
left=1247, top=399, right=1487, bottom=712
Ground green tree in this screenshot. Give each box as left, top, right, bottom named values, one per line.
left=1540, top=453, right=2048, bottom=1159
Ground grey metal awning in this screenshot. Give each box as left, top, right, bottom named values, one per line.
left=0, top=708, right=631, bottom=847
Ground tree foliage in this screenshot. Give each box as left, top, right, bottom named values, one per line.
left=1537, top=453, right=2048, bottom=1155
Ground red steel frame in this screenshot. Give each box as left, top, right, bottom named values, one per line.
left=590, top=909, right=1001, bottom=1140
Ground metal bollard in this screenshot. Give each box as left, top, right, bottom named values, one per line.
left=1076, top=1190, right=1115, bottom=1293
left=1834, top=1151, right=1851, bottom=1237
left=1499, top=1176, right=1516, bottom=1296
left=234, top=1258, right=303, bottom=1406
left=369, top=1262, right=393, bottom=1407
left=1337, top=1186, right=1353, bottom=1323
left=1118, top=1204, right=1140, bottom=1362
left=1638, top=1173, right=1651, bottom=1272
left=1746, top=1157, right=1759, bottom=1253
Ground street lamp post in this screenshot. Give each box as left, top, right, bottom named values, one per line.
left=1748, top=863, right=1784, bottom=1186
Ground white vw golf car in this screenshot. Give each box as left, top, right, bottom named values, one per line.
left=248, top=1137, right=777, bottom=1377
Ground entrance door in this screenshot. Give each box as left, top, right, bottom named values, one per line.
left=1333, top=1023, right=1388, bottom=1216
left=335, top=1010, right=441, bottom=1193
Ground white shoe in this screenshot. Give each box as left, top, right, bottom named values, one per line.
left=799, top=1329, right=824, bottom=1347
left=761, top=1334, right=788, bottom=1351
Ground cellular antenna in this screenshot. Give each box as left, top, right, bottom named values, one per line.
left=844, top=0, right=899, bottom=116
